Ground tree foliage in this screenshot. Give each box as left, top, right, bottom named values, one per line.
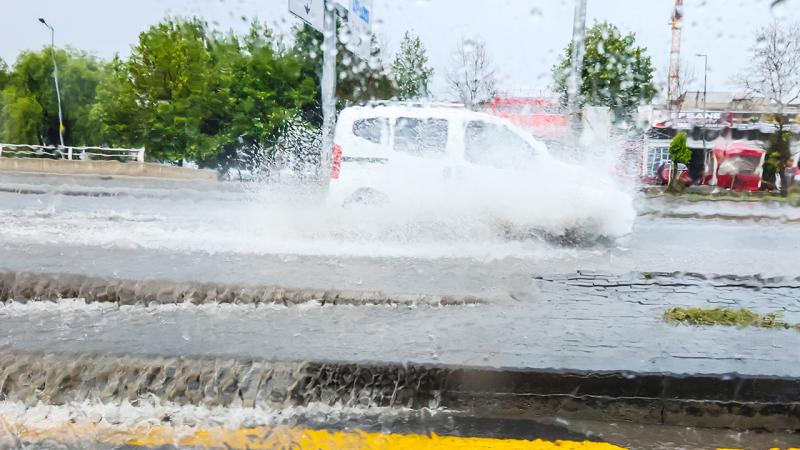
left=213, top=23, right=318, bottom=169
left=2, top=16, right=399, bottom=171
left=91, top=18, right=228, bottom=163
left=668, top=132, right=691, bottom=165
left=0, top=58, right=8, bottom=90
left=763, top=127, right=793, bottom=190
left=90, top=18, right=324, bottom=168
left=0, top=48, right=107, bottom=146
left=667, top=131, right=691, bottom=192
left=553, top=22, right=656, bottom=120
left=392, top=31, right=433, bottom=100
left=292, top=23, right=397, bottom=112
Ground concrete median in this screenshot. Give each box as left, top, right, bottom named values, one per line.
left=0, top=157, right=217, bottom=180
left=0, top=271, right=483, bottom=307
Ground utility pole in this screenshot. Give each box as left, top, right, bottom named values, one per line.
left=566, top=0, right=587, bottom=123
left=666, top=0, right=683, bottom=108
left=319, top=0, right=337, bottom=187
left=38, top=18, right=65, bottom=149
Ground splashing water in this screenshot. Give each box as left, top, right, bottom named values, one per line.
left=0, top=117, right=636, bottom=261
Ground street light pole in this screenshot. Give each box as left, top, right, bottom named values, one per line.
left=38, top=18, right=65, bottom=149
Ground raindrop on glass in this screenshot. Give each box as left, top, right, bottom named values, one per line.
left=529, top=8, right=543, bottom=23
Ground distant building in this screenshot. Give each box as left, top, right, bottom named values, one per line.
left=639, top=91, right=800, bottom=183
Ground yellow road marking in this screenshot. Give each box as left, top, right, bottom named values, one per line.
left=2, top=420, right=625, bottom=449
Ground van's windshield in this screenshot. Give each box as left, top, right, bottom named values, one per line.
left=464, top=120, right=537, bottom=169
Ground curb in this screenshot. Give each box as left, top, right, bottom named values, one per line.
left=1, top=350, right=797, bottom=431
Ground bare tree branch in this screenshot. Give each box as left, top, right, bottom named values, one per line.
left=738, top=20, right=800, bottom=112
left=445, top=38, right=497, bottom=109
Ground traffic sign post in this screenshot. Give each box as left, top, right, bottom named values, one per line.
left=319, top=1, right=337, bottom=186
left=288, top=0, right=374, bottom=184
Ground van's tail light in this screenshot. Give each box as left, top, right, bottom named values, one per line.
left=331, top=144, right=343, bottom=179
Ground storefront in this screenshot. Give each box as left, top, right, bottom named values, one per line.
left=640, top=106, right=800, bottom=186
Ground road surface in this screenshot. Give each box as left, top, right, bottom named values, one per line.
left=1, top=172, right=799, bottom=448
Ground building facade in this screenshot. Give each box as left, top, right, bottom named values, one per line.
left=640, top=92, right=800, bottom=183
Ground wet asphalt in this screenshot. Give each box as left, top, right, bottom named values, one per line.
left=1, top=172, right=799, bottom=449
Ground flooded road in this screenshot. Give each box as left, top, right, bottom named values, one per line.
left=1, top=173, right=799, bottom=449
left=1, top=215, right=799, bottom=296
left=1, top=172, right=799, bottom=292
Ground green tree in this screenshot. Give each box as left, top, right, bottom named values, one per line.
left=667, top=131, right=691, bottom=191
left=0, top=58, right=8, bottom=119
left=392, top=31, right=433, bottom=100
left=0, top=48, right=107, bottom=146
left=0, top=88, right=43, bottom=144
left=762, top=126, right=793, bottom=191
left=292, top=23, right=397, bottom=114
left=93, top=19, right=323, bottom=170
left=90, top=56, right=144, bottom=148
left=214, top=22, right=319, bottom=170
left=92, top=18, right=228, bottom=163
left=0, top=58, right=8, bottom=90
left=553, top=22, right=656, bottom=120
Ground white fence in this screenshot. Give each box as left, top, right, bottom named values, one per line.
left=0, top=144, right=145, bottom=162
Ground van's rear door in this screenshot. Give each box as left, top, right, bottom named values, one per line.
left=333, top=116, right=391, bottom=185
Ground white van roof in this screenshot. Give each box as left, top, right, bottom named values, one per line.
left=338, top=103, right=502, bottom=123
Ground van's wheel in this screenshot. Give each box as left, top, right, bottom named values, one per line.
left=343, top=188, right=388, bottom=207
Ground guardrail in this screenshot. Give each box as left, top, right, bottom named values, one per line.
left=0, top=144, right=145, bottom=162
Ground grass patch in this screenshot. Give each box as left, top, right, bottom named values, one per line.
left=644, top=186, right=800, bottom=205
left=682, top=192, right=800, bottom=204
left=664, top=306, right=800, bottom=331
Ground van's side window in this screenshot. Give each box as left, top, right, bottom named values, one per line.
left=464, top=121, right=536, bottom=168
left=353, top=118, right=388, bottom=144
left=394, top=118, right=448, bottom=156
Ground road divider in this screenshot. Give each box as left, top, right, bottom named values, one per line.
left=0, top=157, right=217, bottom=181
left=0, top=271, right=483, bottom=307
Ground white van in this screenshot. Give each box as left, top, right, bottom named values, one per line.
left=328, top=102, right=553, bottom=205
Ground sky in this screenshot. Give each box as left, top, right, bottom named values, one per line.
left=0, top=0, right=797, bottom=99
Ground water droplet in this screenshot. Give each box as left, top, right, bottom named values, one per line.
left=462, top=40, right=477, bottom=54
left=529, top=7, right=543, bottom=23
left=771, top=0, right=788, bottom=18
